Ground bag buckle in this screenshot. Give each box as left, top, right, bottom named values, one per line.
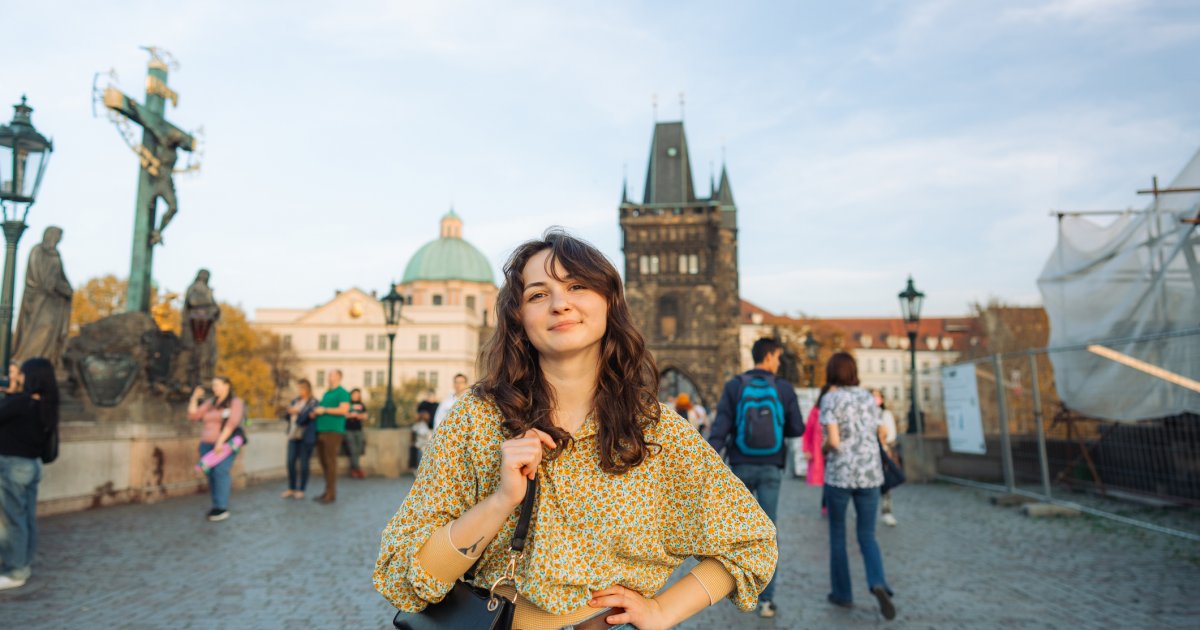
left=486, top=552, right=522, bottom=611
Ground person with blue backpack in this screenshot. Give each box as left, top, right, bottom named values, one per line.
left=707, top=337, right=805, bottom=619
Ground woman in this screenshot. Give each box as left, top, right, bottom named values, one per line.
left=282, top=379, right=319, bottom=499
left=820, top=353, right=895, bottom=620
left=801, top=384, right=833, bottom=514
left=871, top=388, right=899, bottom=527
left=345, top=388, right=367, bottom=479
left=374, top=230, right=777, bottom=630
left=187, top=376, right=245, bottom=522
left=0, top=358, right=58, bottom=591
left=410, top=409, right=433, bottom=469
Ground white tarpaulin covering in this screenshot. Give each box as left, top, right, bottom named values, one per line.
left=1037, top=149, right=1200, bottom=422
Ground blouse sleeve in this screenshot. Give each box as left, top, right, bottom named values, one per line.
left=373, top=398, right=485, bottom=612
left=187, top=401, right=211, bottom=422
left=658, top=410, right=778, bottom=612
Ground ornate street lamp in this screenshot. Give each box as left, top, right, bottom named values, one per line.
left=0, top=95, right=53, bottom=368
left=803, top=330, right=820, bottom=388
left=379, top=283, right=404, bottom=428
left=898, top=275, right=925, bottom=434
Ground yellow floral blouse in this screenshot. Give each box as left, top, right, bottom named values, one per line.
left=373, top=392, right=777, bottom=615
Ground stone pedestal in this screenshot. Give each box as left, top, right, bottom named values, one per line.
left=364, top=427, right=411, bottom=478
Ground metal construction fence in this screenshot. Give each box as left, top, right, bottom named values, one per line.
left=931, top=327, right=1200, bottom=541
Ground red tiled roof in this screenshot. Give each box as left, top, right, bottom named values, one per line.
left=740, top=300, right=979, bottom=351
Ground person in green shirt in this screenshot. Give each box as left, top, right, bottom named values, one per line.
left=311, top=369, right=351, bottom=504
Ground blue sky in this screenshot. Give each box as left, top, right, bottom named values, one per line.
left=5, top=0, right=1199, bottom=317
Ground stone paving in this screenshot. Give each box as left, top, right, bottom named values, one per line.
left=3, top=472, right=1198, bottom=629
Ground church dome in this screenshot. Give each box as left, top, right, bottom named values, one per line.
left=401, top=210, right=495, bottom=285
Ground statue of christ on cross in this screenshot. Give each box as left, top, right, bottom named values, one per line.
left=101, top=47, right=197, bottom=313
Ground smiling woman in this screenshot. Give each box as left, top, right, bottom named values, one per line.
left=375, top=228, right=778, bottom=630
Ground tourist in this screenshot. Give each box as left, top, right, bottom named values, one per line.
left=707, top=336, right=805, bottom=618
left=431, top=372, right=470, bottom=430
left=345, top=388, right=367, bottom=479
left=821, top=352, right=895, bottom=620
left=311, top=369, right=350, bottom=504
left=4, top=362, right=22, bottom=395
left=417, top=388, right=438, bottom=423
left=375, top=230, right=777, bottom=629
left=187, top=376, right=245, bottom=522
left=281, top=378, right=319, bottom=499
left=410, top=409, right=434, bottom=469
left=0, top=358, right=59, bottom=591
left=872, top=388, right=899, bottom=527
left=802, top=383, right=833, bottom=515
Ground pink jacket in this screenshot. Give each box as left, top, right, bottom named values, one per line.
left=800, top=406, right=825, bottom=486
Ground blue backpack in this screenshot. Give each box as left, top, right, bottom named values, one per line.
left=734, top=374, right=785, bottom=456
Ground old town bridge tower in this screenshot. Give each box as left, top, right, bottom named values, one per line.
left=619, top=121, right=741, bottom=409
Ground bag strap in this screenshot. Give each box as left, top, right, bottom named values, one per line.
left=509, top=478, right=537, bottom=553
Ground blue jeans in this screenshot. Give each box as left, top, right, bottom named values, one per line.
left=0, top=455, right=41, bottom=578
left=731, top=463, right=781, bottom=602
left=825, top=484, right=891, bottom=603
left=286, top=440, right=315, bottom=491
left=199, top=443, right=237, bottom=510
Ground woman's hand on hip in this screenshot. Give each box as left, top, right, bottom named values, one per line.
left=493, top=429, right=555, bottom=509
left=589, top=585, right=669, bottom=630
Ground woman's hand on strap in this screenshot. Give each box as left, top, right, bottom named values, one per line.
left=493, top=428, right=555, bottom=509
left=589, top=585, right=669, bottom=630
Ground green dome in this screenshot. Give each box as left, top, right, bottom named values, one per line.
left=401, top=236, right=495, bottom=284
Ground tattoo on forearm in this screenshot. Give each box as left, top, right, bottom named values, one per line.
left=458, top=536, right=484, bottom=556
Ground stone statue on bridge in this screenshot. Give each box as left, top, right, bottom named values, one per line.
left=12, top=226, right=73, bottom=368
left=182, top=269, right=220, bottom=387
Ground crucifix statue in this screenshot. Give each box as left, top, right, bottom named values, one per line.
left=101, top=47, right=197, bottom=314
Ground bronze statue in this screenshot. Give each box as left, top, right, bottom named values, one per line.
left=12, top=227, right=73, bottom=368
left=147, top=128, right=188, bottom=246
left=182, top=269, right=220, bottom=386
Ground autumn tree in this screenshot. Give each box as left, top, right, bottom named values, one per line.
left=215, top=302, right=299, bottom=419
left=366, top=379, right=426, bottom=427
left=71, top=275, right=180, bottom=334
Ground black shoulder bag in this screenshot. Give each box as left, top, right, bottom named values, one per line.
left=393, top=478, right=537, bottom=630
left=879, top=439, right=906, bottom=494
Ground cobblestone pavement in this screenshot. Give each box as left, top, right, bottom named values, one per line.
left=3, top=473, right=1197, bottom=628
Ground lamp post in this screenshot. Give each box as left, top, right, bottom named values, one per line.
left=898, top=275, right=925, bottom=434
left=0, top=96, right=53, bottom=369
left=803, top=330, right=820, bottom=387
left=379, top=284, right=404, bottom=428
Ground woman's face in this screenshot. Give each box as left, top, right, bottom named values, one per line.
left=212, top=378, right=230, bottom=399
left=351, top=390, right=362, bottom=402
left=519, top=249, right=608, bottom=361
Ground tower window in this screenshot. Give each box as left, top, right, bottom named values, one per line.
left=658, top=295, right=680, bottom=340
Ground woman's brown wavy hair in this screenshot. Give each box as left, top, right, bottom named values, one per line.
left=475, top=228, right=661, bottom=474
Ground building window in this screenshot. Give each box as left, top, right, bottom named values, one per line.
left=419, top=335, right=428, bottom=351
left=893, top=387, right=901, bottom=401
left=365, top=371, right=373, bottom=387
left=282, top=334, right=292, bottom=350
left=378, top=334, right=387, bottom=350
left=366, top=335, right=375, bottom=351
left=430, top=372, right=439, bottom=390
left=417, top=371, right=427, bottom=386
left=431, top=335, right=440, bottom=351
left=319, top=334, right=329, bottom=351
left=923, top=386, right=931, bottom=402
left=892, top=359, right=899, bottom=372
left=658, top=295, right=679, bottom=340
left=649, top=255, right=659, bottom=274
left=330, top=334, right=340, bottom=351
left=639, top=255, right=649, bottom=275
left=317, top=370, right=326, bottom=387
left=432, top=294, right=443, bottom=306
left=880, top=359, right=886, bottom=373
left=679, top=254, right=688, bottom=274
left=922, top=360, right=931, bottom=374
left=466, top=295, right=476, bottom=310
left=376, top=370, right=384, bottom=385
left=688, top=254, right=698, bottom=274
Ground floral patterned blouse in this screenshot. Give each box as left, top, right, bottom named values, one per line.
left=819, top=387, right=884, bottom=489
left=374, top=392, right=777, bottom=615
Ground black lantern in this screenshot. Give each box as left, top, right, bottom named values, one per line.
left=0, top=96, right=53, bottom=213
left=378, top=284, right=404, bottom=428
left=0, top=95, right=53, bottom=369
left=898, top=275, right=925, bottom=331
left=898, top=275, right=925, bottom=433
left=803, top=330, right=820, bottom=387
